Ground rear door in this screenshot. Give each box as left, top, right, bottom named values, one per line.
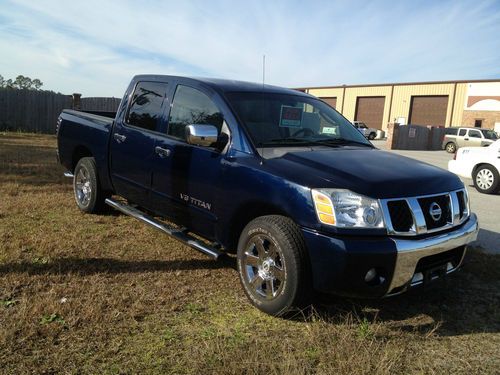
left=466, top=129, right=483, bottom=147
left=150, top=83, right=227, bottom=239
left=457, top=128, right=467, bottom=147
left=110, top=80, right=170, bottom=206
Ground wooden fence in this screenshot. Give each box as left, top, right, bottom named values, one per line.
left=0, top=89, right=121, bottom=134
left=80, top=97, right=121, bottom=112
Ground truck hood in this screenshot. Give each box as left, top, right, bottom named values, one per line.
left=265, top=147, right=463, bottom=199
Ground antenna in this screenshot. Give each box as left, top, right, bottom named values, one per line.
left=262, top=54, right=266, bottom=88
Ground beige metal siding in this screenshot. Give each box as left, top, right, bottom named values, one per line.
left=389, top=83, right=456, bottom=126
left=308, top=88, right=344, bottom=111
left=451, top=83, right=467, bottom=126
left=306, top=81, right=490, bottom=130
left=342, top=86, right=392, bottom=127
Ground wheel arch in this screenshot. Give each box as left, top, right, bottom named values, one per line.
left=472, top=162, right=498, bottom=175
left=71, top=145, right=93, bottom=172
left=224, top=201, right=293, bottom=253
left=446, top=140, right=457, bottom=147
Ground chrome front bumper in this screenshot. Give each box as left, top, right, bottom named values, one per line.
left=387, top=213, right=479, bottom=295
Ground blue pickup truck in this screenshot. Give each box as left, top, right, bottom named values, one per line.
left=57, top=75, right=479, bottom=316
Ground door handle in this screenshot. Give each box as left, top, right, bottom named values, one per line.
left=113, top=133, right=127, bottom=143
left=155, top=146, right=171, bottom=158
left=464, top=138, right=469, bottom=141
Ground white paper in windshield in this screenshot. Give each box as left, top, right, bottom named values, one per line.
left=322, top=127, right=338, bottom=135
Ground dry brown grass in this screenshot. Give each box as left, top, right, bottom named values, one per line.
left=0, top=132, right=499, bottom=374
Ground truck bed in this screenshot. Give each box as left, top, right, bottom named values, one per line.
left=57, top=109, right=115, bottom=191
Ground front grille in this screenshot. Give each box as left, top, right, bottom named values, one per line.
left=382, top=189, right=469, bottom=236
left=387, top=200, right=413, bottom=232
left=418, top=194, right=452, bottom=230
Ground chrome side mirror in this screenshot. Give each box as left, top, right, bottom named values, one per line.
left=185, top=124, right=218, bottom=147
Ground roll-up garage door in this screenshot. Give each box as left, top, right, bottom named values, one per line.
left=409, top=96, right=448, bottom=126
left=320, top=97, right=337, bottom=109
left=354, top=96, right=385, bottom=129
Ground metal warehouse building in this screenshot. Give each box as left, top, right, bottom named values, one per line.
left=296, top=79, right=500, bottom=133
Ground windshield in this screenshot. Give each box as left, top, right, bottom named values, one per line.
left=226, top=92, right=372, bottom=147
left=481, top=129, right=498, bottom=140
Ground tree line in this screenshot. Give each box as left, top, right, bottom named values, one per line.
left=0, top=74, right=43, bottom=90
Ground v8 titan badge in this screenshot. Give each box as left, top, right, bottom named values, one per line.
left=180, top=193, right=212, bottom=210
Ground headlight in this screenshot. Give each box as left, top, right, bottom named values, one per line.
left=311, top=189, right=385, bottom=228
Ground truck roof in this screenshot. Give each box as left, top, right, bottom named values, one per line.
left=132, top=74, right=310, bottom=97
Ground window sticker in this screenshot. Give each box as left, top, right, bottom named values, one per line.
left=322, top=127, right=338, bottom=135
left=279, top=105, right=303, bottom=128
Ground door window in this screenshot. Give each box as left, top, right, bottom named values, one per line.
left=167, top=85, right=223, bottom=140
left=468, top=129, right=481, bottom=138
left=458, top=129, right=466, bottom=136
left=126, top=81, right=168, bottom=131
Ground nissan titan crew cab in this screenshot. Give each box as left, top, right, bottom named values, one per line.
left=57, top=75, right=479, bottom=316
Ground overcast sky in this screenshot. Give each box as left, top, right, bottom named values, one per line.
left=1, top=0, right=499, bottom=97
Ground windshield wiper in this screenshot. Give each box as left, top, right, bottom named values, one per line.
left=312, top=138, right=373, bottom=147
left=263, top=137, right=313, bottom=145
left=262, top=137, right=373, bottom=148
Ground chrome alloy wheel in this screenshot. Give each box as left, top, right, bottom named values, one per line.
left=476, top=168, right=494, bottom=190
left=75, top=166, right=92, bottom=206
left=242, top=235, right=286, bottom=300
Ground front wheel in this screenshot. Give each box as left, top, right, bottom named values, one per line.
left=73, top=157, right=108, bottom=213
left=237, top=215, right=311, bottom=316
left=473, top=165, right=499, bottom=194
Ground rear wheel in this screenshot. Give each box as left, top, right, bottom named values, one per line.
left=237, top=215, right=311, bottom=316
left=445, top=142, right=457, bottom=153
left=473, top=165, right=499, bottom=194
left=368, top=132, right=376, bottom=140
left=73, top=157, right=108, bottom=213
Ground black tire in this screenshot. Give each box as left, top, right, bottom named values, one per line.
left=73, top=157, right=108, bottom=213
left=237, top=215, right=311, bottom=316
left=445, top=142, right=457, bottom=153
left=368, top=132, right=376, bottom=140
left=473, top=164, right=499, bottom=194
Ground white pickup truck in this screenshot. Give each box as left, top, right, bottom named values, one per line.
left=448, top=139, right=500, bottom=194
left=353, top=121, right=378, bottom=140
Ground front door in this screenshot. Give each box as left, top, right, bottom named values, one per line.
left=110, top=80, right=170, bottom=206
left=150, top=84, right=227, bottom=239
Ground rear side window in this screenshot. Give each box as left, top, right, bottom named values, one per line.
left=468, top=129, right=482, bottom=138
left=126, top=81, right=168, bottom=131
left=458, top=129, right=467, bottom=136
left=167, top=85, right=223, bottom=140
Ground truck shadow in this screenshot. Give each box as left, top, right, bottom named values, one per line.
left=0, top=249, right=497, bottom=338
left=0, top=256, right=235, bottom=276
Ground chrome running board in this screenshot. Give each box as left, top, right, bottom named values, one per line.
left=105, top=198, right=223, bottom=260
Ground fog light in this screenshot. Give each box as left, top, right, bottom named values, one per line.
left=446, top=262, right=453, bottom=272
left=365, top=268, right=377, bottom=283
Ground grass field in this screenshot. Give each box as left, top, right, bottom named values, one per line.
left=0, top=132, right=499, bottom=374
